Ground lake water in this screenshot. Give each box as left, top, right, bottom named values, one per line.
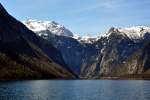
left=0, top=80, right=149, bottom=100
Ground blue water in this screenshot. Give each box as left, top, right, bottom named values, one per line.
left=0, top=80, right=149, bottom=100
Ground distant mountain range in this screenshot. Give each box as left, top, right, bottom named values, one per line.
left=24, top=20, right=150, bottom=79
left=0, top=3, right=150, bottom=79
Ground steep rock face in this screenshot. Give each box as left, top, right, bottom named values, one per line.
left=94, top=28, right=150, bottom=78
left=23, top=20, right=103, bottom=75
left=36, top=31, right=100, bottom=75
left=0, top=3, right=74, bottom=79
left=99, top=33, right=143, bottom=75
left=24, top=20, right=150, bottom=79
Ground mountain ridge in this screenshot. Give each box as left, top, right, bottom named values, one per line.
left=0, top=3, right=150, bottom=79
left=23, top=19, right=150, bottom=43
left=24, top=19, right=150, bottom=79
left=0, top=3, right=75, bottom=79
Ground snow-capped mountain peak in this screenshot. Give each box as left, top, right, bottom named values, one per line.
left=106, top=26, right=150, bottom=39
left=23, top=19, right=74, bottom=37
left=23, top=19, right=150, bottom=42
left=73, top=33, right=98, bottom=43
left=23, top=19, right=99, bottom=43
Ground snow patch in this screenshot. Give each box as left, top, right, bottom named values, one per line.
left=23, top=19, right=73, bottom=37
left=23, top=19, right=150, bottom=42
left=105, top=26, right=150, bottom=39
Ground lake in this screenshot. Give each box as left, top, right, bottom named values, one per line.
left=0, top=80, right=149, bottom=100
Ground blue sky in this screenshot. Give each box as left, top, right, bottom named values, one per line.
left=1, top=0, right=150, bottom=36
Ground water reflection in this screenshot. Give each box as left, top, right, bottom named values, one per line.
left=0, top=80, right=149, bottom=100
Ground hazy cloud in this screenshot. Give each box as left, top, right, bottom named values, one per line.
left=75, top=0, right=120, bottom=13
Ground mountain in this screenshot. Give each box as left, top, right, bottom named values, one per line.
left=106, top=26, right=150, bottom=39
left=23, top=19, right=73, bottom=37
left=23, top=20, right=98, bottom=44
left=1, top=2, right=149, bottom=79
left=83, top=27, right=150, bottom=79
left=93, top=27, right=150, bottom=79
left=24, top=19, right=150, bottom=79
left=0, top=3, right=75, bottom=79
left=23, top=20, right=100, bottom=75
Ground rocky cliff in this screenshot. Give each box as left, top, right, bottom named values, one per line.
left=25, top=20, right=150, bottom=79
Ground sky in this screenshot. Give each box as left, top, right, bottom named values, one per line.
left=1, top=0, right=150, bottom=36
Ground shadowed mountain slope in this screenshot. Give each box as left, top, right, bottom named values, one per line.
left=0, top=3, right=74, bottom=79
